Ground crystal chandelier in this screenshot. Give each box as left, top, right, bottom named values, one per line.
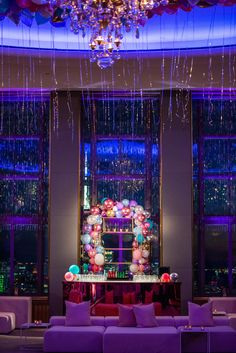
left=50, top=0, right=165, bottom=69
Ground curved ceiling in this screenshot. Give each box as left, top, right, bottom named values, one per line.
left=1, top=5, right=236, bottom=51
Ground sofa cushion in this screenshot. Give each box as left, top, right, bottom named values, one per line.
left=144, top=290, right=153, bottom=304
left=103, top=326, right=179, bottom=353
left=118, top=304, right=136, bottom=327
left=188, top=302, right=214, bottom=327
left=0, top=312, right=16, bottom=334
left=105, top=290, right=114, bottom=304
left=44, top=325, right=105, bottom=353
left=65, top=301, right=91, bottom=326
left=133, top=304, right=157, bottom=328
left=122, top=292, right=136, bottom=305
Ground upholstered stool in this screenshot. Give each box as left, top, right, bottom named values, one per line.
left=0, top=312, right=16, bottom=333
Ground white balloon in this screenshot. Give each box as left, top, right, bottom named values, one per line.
left=87, top=215, right=97, bottom=225
left=130, top=264, right=139, bottom=273
left=94, top=253, right=105, bottom=266
left=142, top=250, right=149, bottom=258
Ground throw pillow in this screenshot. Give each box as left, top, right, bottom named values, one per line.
left=105, top=290, right=114, bottom=304
left=133, top=303, right=157, bottom=328
left=188, top=301, right=214, bottom=327
left=118, top=304, right=137, bottom=327
left=144, top=290, right=153, bottom=304
left=129, top=292, right=136, bottom=304
left=65, top=300, right=91, bottom=326
left=123, top=292, right=131, bottom=304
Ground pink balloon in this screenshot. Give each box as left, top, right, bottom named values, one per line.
left=139, top=265, right=144, bottom=272
left=133, top=249, right=142, bottom=260
left=116, top=202, right=123, bottom=210
left=89, top=258, right=95, bottom=264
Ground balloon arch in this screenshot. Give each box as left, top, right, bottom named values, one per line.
left=81, top=198, right=154, bottom=275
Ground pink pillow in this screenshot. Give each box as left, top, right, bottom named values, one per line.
left=65, top=301, right=91, bottom=326
left=144, top=290, right=153, bottom=304
left=133, top=303, right=157, bottom=328
left=123, top=292, right=131, bottom=304
left=105, top=290, right=114, bottom=304
left=129, top=292, right=136, bottom=304
left=118, top=304, right=136, bottom=327
left=188, top=302, right=214, bottom=327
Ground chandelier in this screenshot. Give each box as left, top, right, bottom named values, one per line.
left=50, top=0, right=166, bottom=69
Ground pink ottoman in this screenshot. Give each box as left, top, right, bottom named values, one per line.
left=0, top=312, right=16, bottom=333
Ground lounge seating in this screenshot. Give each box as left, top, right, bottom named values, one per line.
left=208, top=297, right=236, bottom=314
left=103, top=316, right=178, bottom=353
left=44, top=317, right=105, bottom=353
left=0, top=296, right=32, bottom=329
left=44, top=314, right=236, bottom=353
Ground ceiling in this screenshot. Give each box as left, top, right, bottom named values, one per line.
left=1, top=5, right=236, bottom=91
left=2, top=5, right=236, bottom=50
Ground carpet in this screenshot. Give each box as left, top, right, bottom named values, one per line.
left=0, top=330, right=44, bottom=353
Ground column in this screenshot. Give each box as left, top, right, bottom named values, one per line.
left=49, top=91, right=81, bottom=315
left=161, top=90, right=192, bottom=313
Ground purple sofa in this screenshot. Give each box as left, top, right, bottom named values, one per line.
left=103, top=316, right=179, bottom=353
left=44, top=316, right=179, bottom=353
left=44, top=315, right=236, bottom=353
left=44, top=316, right=105, bottom=352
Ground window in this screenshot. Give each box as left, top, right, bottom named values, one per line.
left=81, top=94, right=160, bottom=272
left=0, top=93, right=49, bottom=295
left=193, top=96, right=236, bottom=296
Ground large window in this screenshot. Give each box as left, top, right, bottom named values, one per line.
left=0, top=93, right=49, bottom=295
left=81, top=93, right=160, bottom=272
left=193, top=96, right=236, bottom=296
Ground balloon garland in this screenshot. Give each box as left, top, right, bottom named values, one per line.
left=81, top=198, right=154, bottom=274
left=0, top=1, right=235, bottom=27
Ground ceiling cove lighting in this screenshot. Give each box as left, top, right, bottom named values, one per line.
left=1, top=1, right=236, bottom=68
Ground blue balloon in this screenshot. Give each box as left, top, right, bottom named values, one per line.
left=35, top=12, right=50, bottom=25
left=137, top=234, right=144, bottom=244
left=81, top=233, right=91, bottom=245
left=21, top=9, right=34, bottom=28
left=0, top=0, right=9, bottom=14
left=122, top=199, right=129, bottom=207
left=101, top=197, right=108, bottom=204
left=146, top=220, right=153, bottom=230
left=69, top=264, right=80, bottom=275
left=96, top=246, right=104, bottom=254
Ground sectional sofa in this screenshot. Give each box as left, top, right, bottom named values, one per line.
left=44, top=315, right=236, bottom=353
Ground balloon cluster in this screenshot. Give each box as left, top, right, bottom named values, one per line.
left=81, top=198, right=154, bottom=274
left=160, top=272, right=179, bottom=282
left=64, top=264, right=80, bottom=282
left=0, top=1, right=234, bottom=28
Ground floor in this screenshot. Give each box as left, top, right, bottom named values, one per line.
left=0, top=329, right=45, bottom=353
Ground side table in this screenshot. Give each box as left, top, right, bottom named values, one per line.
left=20, top=322, right=50, bottom=351
left=178, top=326, right=210, bottom=353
